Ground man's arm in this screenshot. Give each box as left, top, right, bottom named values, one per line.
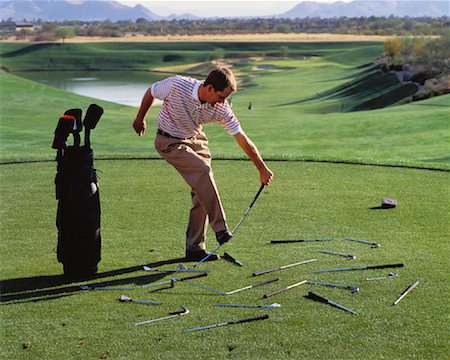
left=133, top=87, right=155, bottom=136
left=233, top=130, right=274, bottom=186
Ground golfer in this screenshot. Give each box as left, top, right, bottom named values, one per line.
left=133, top=67, right=273, bottom=261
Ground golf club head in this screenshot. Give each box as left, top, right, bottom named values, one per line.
left=64, top=108, right=83, bottom=133
left=83, top=104, right=104, bottom=130
left=120, top=295, right=132, bottom=302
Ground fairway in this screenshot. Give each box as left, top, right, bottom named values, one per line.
left=1, top=160, right=448, bottom=359
left=1, top=39, right=449, bottom=359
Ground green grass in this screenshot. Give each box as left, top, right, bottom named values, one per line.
left=1, top=160, right=449, bottom=359
left=1, top=41, right=449, bottom=359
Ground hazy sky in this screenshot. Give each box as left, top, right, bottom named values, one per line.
left=116, top=1, right=352, bottom=18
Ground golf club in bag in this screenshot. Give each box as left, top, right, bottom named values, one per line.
left=53, top=104, right=104, bottom=278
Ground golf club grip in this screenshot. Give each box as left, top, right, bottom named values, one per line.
left=393, top=280, right=420, bottom=304
left=253, top=277, right=279, bottom=287
left=367, top=263, right=404, bottom=270
left=231, top=314, right=270, bottom=325
left=271, top=240, right=307, bottom=243
left=306, top=291, right=329, bottom=304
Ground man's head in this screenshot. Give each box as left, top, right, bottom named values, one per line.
left=200, top=67, right=236, bottom=106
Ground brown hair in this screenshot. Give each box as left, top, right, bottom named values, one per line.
left=204, top=67, right=237, bottom=92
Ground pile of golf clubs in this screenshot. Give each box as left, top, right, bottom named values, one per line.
left=77, top=183, right=418, bottom=332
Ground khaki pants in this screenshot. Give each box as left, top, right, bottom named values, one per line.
left=155, top=132, right=228, bottom=252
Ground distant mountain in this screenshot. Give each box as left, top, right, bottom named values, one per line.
left=0, top=0, right=164, bottom=21
left=279, top=1, right=450, bottom=18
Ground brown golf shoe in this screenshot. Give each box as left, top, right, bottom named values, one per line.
left=185, top=249, right=220, bottom=262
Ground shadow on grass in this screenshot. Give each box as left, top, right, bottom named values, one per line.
left=0, top=257, right=186, bottom=304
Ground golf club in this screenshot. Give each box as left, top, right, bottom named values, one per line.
left=82, top=104, right=104, bottom=148
left=192, top=184, right=265, bottom=267
left=222, top=252, right=244, bottom=267
left=142, top=272, right=208, bottom=288
left=305, top=291, right=357, bottom=315
left=253, top=259, right=317, bottom=276
left=308, top=281, right=359, bottom=293
left=184, top=314, right=269, bottom=333
left=51, top=114, right=76, bottom=149
left=318, top=250, right=356, bottom=260
left=344, top=237, right=380, bottom=248
left=225, top=277, right=279, bottom=295
left=119, top=295, right=162, bottom=305
left=271, top=238, right=333, bottom=244
left=214, top=303, right=281, bottom=309
left=133, top=306, right=189, bottom=326
left=64, top=108, right=83, bottom=148
left=262, top=279, right=308, bottom=298
left=393, top=280, right=420, bottom=305
left=314, top=263, right=404, bottom=273
left=366, top=272, right=399, bottom=281
left=80, top=285, right=134, bottom=291
left=143, top=265, right=210, bottom=273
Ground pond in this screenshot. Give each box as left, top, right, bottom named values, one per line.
left=15, top=71, right=168, bottom=107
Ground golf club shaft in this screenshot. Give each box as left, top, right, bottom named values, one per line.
left=262, top=280, right=308, bottom=298
left=308, top=281, right=358, bottom=292
left=214, top=304, right=278, bottom=309
left=225, top=277, right=279, bottom=295
left=318, top=250, right=355, bottom=259
left=143, top=266, right=210, bottom=273
left=133, top=307, right=188, bottom=326
left=314, top=263, right=404, bottom=273
left=306, top=292, right=357, bottom=315
left=142, top=273, right=207, bottom=288
left=344, top=237, right=380, bottom=247
left=180, top=279, right=226, bottom=295
left=231, top=183, right=265, bottom=235
left=393, top=280, right=420, bottom=305
left=271, top=238, right=332, bottom=243
left=184, top=314, right=269, bottom=332
left=253, top=259, right=317, bottom=276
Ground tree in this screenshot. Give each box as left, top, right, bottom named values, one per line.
left=55, top=27, right=75, bottom=43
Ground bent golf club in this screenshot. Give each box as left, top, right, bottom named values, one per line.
left=119, top=295, right=162, bottom=305
left=133, top=306, right=189, bottom=326
left=314, top=263, right=404, bottom=273
left=214, top=303, right=281, bottom=309
left=184, top=314, right=269, bottom=333
left=318, top=250, right=356, bottom=260
left=262, top=279, right=308, bottom=298
left=305, top=291, right=357, bottom=315
left=253, top=259, right=317, bottom=276
left=366, top=272, right=399, bottom=281
left=271, top=238, right=333, bottom=244
left=142, top=272, right=208, bottom=288
left=308, top=281, right=359, bottom=293
left=143, top=265, right=210, bottom=274
left=344, top=237, right=380, bottom=248
left=193, top=184, right=265, bottom=267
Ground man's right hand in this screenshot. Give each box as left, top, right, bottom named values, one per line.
left=133, top=118, right=147, bottom=136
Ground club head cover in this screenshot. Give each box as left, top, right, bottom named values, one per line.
left=83, top=104, right=104, bottom=130
left=64, top=108, right=83, bottom=133
left=51, top=114, right=76, bottom=149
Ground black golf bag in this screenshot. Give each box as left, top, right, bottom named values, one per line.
left=53, top=104, right=103, bottom=278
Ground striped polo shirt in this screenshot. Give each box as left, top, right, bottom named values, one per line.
left=151, top=75, right=241, bottom=138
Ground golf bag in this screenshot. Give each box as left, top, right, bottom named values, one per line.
left=53, top=105, right=103, bottom=278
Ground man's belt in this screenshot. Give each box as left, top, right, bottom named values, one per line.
left=157, top=129, right=195, bottom=140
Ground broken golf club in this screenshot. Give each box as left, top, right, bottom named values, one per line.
left=80, top=285, right=134, bottom=291
left=214, top=303, right=281, bottom=309
left=253, top=258, right=317, bottom=276
left=393, top=280, right=420, bottom=305
left=318, top=250, right=356, bottom=260
left=119, top=295, right=162, bottom=305
left=308, top=281, right=359, bottom=293
left=133, top=306, right=189, bottom=326
left=184, top=314, right=269, bottom=333
left=142, top=272, right=208, bottom=288
left=314, top=263, right=404, bottom=273
left=192, top=183, right=265, bottom=267
left=366, top=272, right=399, bottom=281
left=142, top=265, right=210, bottom=274
left=344, top=237, right=380, bottom=248
left=306, top=291, right=357, bottom=315
left=180, top=277, right=278, bottom=295
left=262, top=279, right=308, bottom=298
left=271, top=238, right=333, bottom=244
left=222, top=252, right=244, bottom=267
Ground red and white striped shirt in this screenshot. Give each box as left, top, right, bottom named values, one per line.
left=151, top=75, right=241, bottom=138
